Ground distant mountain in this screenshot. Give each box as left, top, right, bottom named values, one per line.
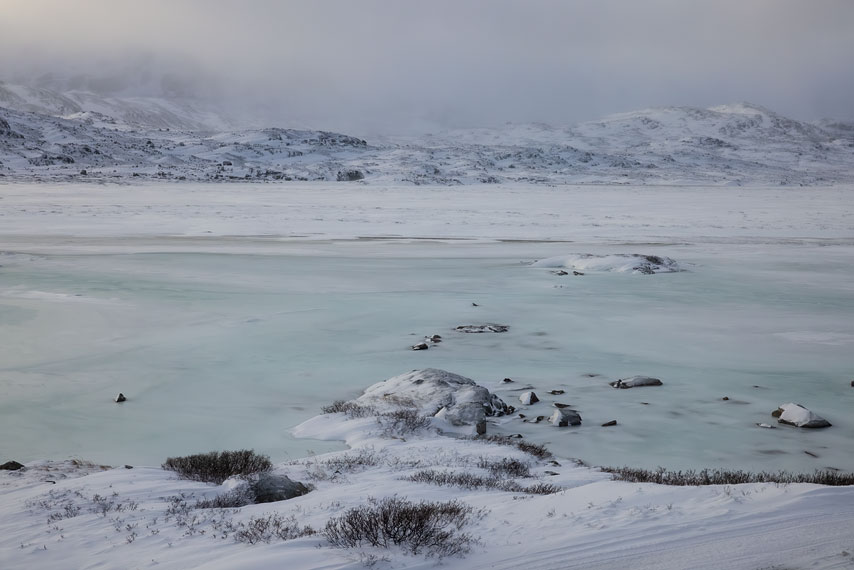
left=1, top=84, right=852, bottom=185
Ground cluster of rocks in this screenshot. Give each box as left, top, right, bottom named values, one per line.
left=410, top=323, right=510, bottom=350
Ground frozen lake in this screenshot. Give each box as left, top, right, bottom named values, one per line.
left=1, top=183, right=853, bottom=472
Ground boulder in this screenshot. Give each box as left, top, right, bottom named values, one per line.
left=601, top=420, right=617, bottom=427
left=356, top=368, right=514, bottom=426
left=1, top=460, right=25, bottom=470
left=410, top=342, right=429, bottom=351
left=251, top=473, right=310, bottom=503
left=550, top=408, right=582, bottom=427
left=519, top=391, right=539, bottom=405
left=610, top=376, right=663, bottom=389
left=336, top=169, right=365, bottom=182
left=115, top=393, right=127, bottom=403
left=772, top=403, right=831, bottom=428
left=455, top=324, right=509, bottom=333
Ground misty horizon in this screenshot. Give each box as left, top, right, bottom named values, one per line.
left=2, top=0, right=853, bottom=135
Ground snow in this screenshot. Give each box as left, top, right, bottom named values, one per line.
left=1, top=173, right=853, bottom=568
left=2, top=381, right=853, bottom=570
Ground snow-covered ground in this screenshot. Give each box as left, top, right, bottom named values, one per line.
left=3, top=82, right=854, bottom=186
left=1, top=181, right=853, bottom=569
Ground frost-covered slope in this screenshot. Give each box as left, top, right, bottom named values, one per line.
left=1, top=88, right=852, bottom=185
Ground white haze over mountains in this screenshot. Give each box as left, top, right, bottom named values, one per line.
left=2, top=0, right=854, bottom=135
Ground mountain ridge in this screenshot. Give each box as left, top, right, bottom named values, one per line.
left=1, top=83, right=852, bottom=185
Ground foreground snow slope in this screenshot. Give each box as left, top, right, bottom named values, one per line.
left=2, top=370, right=853, bottom=570
left=2, top=84, right=853, bottom=185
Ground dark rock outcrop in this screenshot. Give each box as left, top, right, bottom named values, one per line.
left=251, top=473, right=310, bottom=503
left=455, top=324, right=509, bottom=333
left=550, top=408, right=582, bottom=427
left=1, top=460, right=25, bottom=470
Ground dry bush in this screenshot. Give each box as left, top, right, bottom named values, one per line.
left=602, top=467, right=854, bottom=486
left=477, top=457, right=531, bottom=478
left=162, top=450, right=272, bottom=484
left=194, top=487, right=255, bottom=509
left=324, top=496, right=478, bottom=557
left=321, top=400, right=377, bottom=418
left=377, top=409, right=432, bottom=437
left=468, top=435, right=552, bottom=459
left=234, top=513, right=316, bottom=544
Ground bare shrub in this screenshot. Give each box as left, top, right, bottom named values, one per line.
left=324, top=496, right=477, bottom=557
left=195, top=487, right=256, bottom=509
left=406, top=469, right=561, bottom=495
left=477, top=458, right=531, bottom=478
left=377, top=409, right=432, bottom=437
left=522, top=482, right=562, bottom=495
left=468, top=435, right=552, bottom=459
left=162, top=450, right=272, bottom=484
left=234, top=513, right=316, bottom=544
left=602, top=467, right=854, bottom=486
left=407, top=469, right=502, bottom=490
left=321, top=400, right=376, bottom=418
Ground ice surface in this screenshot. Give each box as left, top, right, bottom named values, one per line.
left=0, top=183, right=853, bottom=474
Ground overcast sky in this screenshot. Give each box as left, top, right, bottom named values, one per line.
left=1, top=0, right=853, bottom=133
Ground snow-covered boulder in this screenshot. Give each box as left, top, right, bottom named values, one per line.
left=455, top=324, right=509, bottom=333
left=610, top=376, right=663, bottom=389
left=355, top=368, right=513, bottom=426
left=519, top=391, right=539, bottom=405
left=533, top=254, right=681, bottom=274
left=550, top=408, right=582, bottom=427
left=771, top=403, right=831, bottom=428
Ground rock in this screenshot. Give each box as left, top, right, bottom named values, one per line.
left=553, top=402, right=571, bottom=408
left=551, top=270, right=569, bottom=276
left=410, top=342, right=429, bottom=351
left=251, top=473, right=310, bottom=503
left=428, top=335, right=442, bottom=343
left=548, top=389, right=565, bottom=395
left=356, top=368, right=514, bottom=426
left=508, top=433, right=524, bottom=438
left=472, top=302, right=479, bottom=307
left=722, top=396, right=729, bottom=401
left=601, top=420, right=617, bottom=427
left=519, top=391, right=539, bottom=405
left=610, top=376, right=663, bottom=389
left=544, top=470, right=560, bottom=476
left=755, top=423, right=777, bottom=429
left=804, top=450, right=819, bottom=458
left=534, top=415, right=545, bottom=423
left=550, top=408, right=582, bottom=427
left=503, top=377, right=514, bottom=383
left=850, top=380, right=853, bottom=387
left=115, top=393, right=127, bottom=403
left=476, top=419, right=487, bottom=435
left=336, top=169, right=365, bottom=182
left=573, top=271, right=584, bottom=276
left=455, top=324, right=509, bottom=333
left=1, top=460, right=25, bottom=470
left=772, top=403, right=832, bottom=428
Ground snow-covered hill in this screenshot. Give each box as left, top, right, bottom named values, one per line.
left=1, top=83, right=852, bottom=185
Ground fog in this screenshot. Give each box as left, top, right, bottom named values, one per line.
left=2, top=0, right=853, bottom=133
